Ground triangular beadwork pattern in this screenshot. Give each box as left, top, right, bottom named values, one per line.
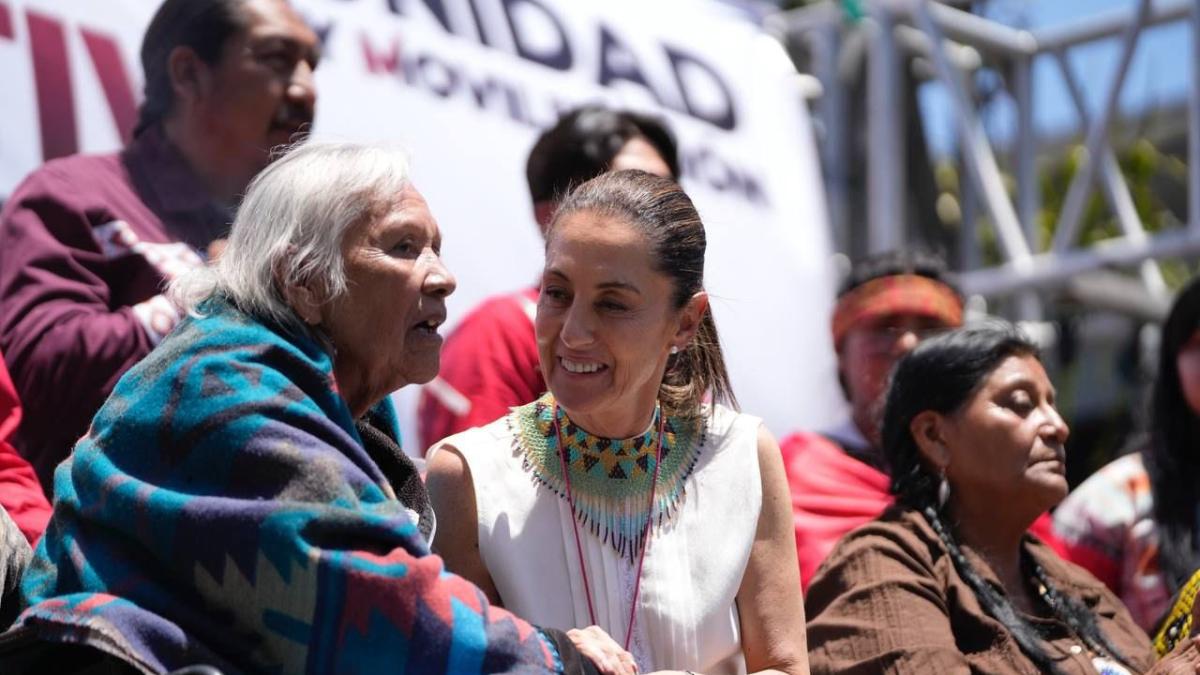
left=509, top=393, right=706, bottom=562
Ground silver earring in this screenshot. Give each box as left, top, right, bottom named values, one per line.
left=669, top=345, right=679, bottom=355
left=937, top=473, right=951, bottom=510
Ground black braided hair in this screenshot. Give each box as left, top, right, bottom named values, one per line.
left=883, top=323, right=1131, bottom=673
left=1145, top=277, right=1200, bottom=592
left=922, top=505, right=1064, bottom=674
left=1028, top=556, right=1131, bottom=667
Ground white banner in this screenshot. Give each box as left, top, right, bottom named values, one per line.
left=0, top=0, right=844, bottom=449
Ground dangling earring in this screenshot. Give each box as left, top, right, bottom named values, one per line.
left=937, top=470, right=951, bottom=510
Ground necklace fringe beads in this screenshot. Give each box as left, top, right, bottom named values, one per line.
left=508, top=393, right=706, bottom=562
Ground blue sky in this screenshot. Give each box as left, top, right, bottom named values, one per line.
left=920, top=0, right=1191, bottom=157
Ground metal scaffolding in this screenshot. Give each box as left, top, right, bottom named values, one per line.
left=768, top=0, right=1200, bottom=307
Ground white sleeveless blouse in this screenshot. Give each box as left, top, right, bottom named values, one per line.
left=437, top=404, right=762, bottom=673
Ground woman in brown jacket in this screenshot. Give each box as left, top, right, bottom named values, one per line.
left=805, top=322, right=1200, bottom=674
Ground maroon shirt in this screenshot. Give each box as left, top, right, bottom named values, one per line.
left=0, top=126, right=228, bottom=490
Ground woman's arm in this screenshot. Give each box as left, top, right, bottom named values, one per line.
left=425, top=442, right=504, bottom=605
left=734, top=425, right=810, bottom=675
left=426, top=442, right=639, bottom=675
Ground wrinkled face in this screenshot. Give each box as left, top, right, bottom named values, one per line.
left=840, top=312, right=954, bottom=443
left=941, top=354, right=1070, bottom=515
left=192, top=0, right=319, bottom=194
left=1179, top=329, right=1200, bottom=415
left=321, top=185, right=456, bottom=415
left=537, top=211, right=697, bottom=437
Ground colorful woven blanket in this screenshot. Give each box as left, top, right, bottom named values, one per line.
left=18, top=299, right=570, bottom=674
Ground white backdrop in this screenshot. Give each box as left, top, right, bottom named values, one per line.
left=0, top=0, right=845, bottom=450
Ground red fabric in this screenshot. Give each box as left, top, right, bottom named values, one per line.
left=417, top=287, right=545, bottom=452
left=0, top=352, right=51, bottom=544
left=783, top=431, right=892, bottom=589
left=831, top=274, right=963, bottom=347
left=1029, top=512, right=1069, bottom=561
left=783, top=430, right=1068, bottom=590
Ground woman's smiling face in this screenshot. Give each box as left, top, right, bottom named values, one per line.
left=536, top=209, right=696, bottom=438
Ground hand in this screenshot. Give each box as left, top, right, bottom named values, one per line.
left=566, top=625, right=638, bottom=675
left=1150, top=637, right=1200, bottom=674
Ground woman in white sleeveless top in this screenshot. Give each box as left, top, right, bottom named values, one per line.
left=427, top=170, right=808, bottom=675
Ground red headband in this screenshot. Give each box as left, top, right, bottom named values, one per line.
left=831, top=274, right=963, bottom=347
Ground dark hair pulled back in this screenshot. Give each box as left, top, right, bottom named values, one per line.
left=1146, top=276, right=1200, bottom=591
left=548, top=169, right=734, bottom=418
left=882, top=322, right=1128, bottom=674
left=135, top=0, right=247, bottom=136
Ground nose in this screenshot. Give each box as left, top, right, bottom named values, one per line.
left=559, top=302, right=594, bottom=350
left=422, top=251, right=456, bottom=298
left=287, top=60, right=317, bottom=112
left=1040, top=404, right=1070, bottom=445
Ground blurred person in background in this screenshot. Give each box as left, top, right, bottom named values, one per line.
left=806, top=322, right=1199, bottom=674
left=417, top=104, right=679, bottom=451
left=1055, top=276, right=1200, bottom=632
left=0, top=0, right=319, bottom=491
left=780, top=250, right=970, bottom=587
left=13, top=142, right=626, bottom=675
left=0, top=352, right=46, bottom=632
left=0, top=351, right=50, bottom=545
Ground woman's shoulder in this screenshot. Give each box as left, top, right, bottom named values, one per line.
left=702, top=403, right=762, bottom=444
left=428, top=414, right=514, bottom=462
left=811, top=507, right=944, bottom=586
left=806, top=506, right=951, bottom=622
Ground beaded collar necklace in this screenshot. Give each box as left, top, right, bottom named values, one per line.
left=554, top=403, right=662, bottom=651
left=509, top=392, right=705, bottom=562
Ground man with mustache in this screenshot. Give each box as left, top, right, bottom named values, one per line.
left=0, top=0, right=319, bottom=492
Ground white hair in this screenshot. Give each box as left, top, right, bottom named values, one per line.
left=171, top=140, right=412, bottom=330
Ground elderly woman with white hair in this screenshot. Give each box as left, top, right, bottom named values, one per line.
left=12, top=141, right=625, bottom=675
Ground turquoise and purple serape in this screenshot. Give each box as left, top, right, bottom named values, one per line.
left=18, top=300, right=564, bottom=674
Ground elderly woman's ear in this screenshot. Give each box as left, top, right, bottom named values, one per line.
left=277, top=271, right=324, bottom=327
left=910, top=410, right=951, bottom=472
left=274, top=246, right=326, bottom=326
left=284, top=283, right=323, bottom=326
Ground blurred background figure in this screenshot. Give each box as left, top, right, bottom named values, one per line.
left=806, top=322, right=1195, bottom=674
left=0, top=0, right=319, bottom=492
left=0, top=351, right=50, bottom=546
left=781, top=249, right=967, bottom=586
left=1055, top=275, right=1200, bottom=632
left=0, top=350, right=46, bottom=633
left=417, top=104, right=679, bottom=452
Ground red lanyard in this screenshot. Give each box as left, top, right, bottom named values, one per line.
left=554, top=405, right=665, bottom=652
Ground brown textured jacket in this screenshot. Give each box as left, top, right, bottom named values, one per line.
left=806, top=506, right=1156, bottom=674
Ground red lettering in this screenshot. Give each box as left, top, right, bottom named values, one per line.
left=0, top=2, right=14, bottom=40
left=27, top=12, right=77, bottom=160
left=362, top=34, right=403, bottom=75
left=82, top=29, right=137, bottom=143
